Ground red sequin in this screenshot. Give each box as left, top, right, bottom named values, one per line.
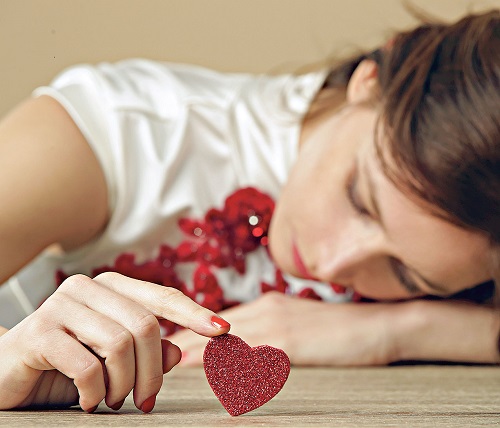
left=55, top=187, right=361, bottom=336
left=56, top=188, right=278, bottom=335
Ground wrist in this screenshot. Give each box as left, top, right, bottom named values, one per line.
left=384, top=300, right=426, bottom=363
left=388, top=299, right=500, bottom=364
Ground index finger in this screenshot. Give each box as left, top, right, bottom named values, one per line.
left=92, top=272, right=230, bottom=337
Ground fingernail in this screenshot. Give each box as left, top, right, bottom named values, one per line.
left=86, top=405, right=98, bottom=413
left=211, top=315, right=230, bottom=330
left=109, top=399, right=125, bottom=411
left=140, top=395, right=156, bottom=413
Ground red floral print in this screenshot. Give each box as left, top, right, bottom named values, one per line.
left=55, top=187, right=358, bottom=336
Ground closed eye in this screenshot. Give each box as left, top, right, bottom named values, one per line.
left=389, top=257, right=423, bottom=295
left=345, top=163, right=371, bottom=217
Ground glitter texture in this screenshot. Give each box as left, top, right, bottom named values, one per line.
left=203, top=333, right=290, bottom=416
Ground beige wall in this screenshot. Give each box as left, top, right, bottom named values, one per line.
left=1, top=0, right=499, bottom=117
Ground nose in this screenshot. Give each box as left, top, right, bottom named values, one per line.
left=312, top=225, right=385, bottom=284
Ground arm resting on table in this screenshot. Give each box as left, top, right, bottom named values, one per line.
left=392, top=299, right=500, bottom=364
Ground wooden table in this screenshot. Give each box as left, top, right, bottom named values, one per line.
left=1, top=366, right=499, bottom=427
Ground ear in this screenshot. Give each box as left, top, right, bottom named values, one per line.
left=346, top=60, right=379, bottom=104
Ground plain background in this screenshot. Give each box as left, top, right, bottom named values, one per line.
left=1, top=0, right=500, bottom=117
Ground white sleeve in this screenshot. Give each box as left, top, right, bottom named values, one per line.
left=32, top=63, right=120, bottom=215
left=32, top=59, right=190, bottom=242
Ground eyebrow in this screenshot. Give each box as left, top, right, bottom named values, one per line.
left=363, top=161, right=450, bottom=296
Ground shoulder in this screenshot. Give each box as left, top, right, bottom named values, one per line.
left=49, top=59, right=254, bottom=115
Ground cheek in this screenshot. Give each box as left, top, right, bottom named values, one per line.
left=351, top=260, right=421, bottom=301
left=354, top=279, right=414, bottom=301
left=268, top=176, right=347, bottom=276
left=267, top=210, right=288, bottom=269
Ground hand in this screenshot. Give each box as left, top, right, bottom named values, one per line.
left=0, top=272, right=230, bottom=412
left=169, top=291, right=396, bottom=367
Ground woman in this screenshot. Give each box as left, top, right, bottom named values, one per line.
left=0, top=10, right=498, bottom=413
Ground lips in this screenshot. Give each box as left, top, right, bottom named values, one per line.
left=292, top=243, right=315, bottom=280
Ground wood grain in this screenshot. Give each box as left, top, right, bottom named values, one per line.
left=1, top=366, right=499, bottom=427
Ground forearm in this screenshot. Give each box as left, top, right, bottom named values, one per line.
left=391, top=299, right=500, bottom=364
left=0, top=326, right=7, bottom=337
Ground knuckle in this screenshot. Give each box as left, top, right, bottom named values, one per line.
left=74, top=356, right=102, bottom=387
left=160, top=286, right=185, bottom=303
left=157, top=287, right=188, bottom=311
left=58, top=274, right=91, bottom=292
left=107, top=329, right=134, bottom=356
left=73, top=357, right=106, bottom=409
left=190, top=305, right=208, bottom=320
left=141, top=372, right=164, bottom=394
left=131, top=313, right=159, bottom=338
left=93, top=271, right=122, bottom=284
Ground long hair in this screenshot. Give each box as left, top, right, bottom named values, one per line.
left=323, top=10, right=500, bottom=299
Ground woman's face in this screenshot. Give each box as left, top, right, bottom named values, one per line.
left=268, top=62, right=491, bottom=300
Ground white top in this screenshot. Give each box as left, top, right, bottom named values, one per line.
left=0, top=59, right=353, bottom=329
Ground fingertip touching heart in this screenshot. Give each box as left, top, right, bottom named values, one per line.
left=203, top=333, right=291, bottom=416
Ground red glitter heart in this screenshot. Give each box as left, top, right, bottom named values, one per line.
left=203, top=333, right=290, bottom=416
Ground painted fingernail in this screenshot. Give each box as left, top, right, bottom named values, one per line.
left=211, top=315, right=230, bottom=330
left=86, top=405, right=98, bottom=413
left=140, top=395, right=156, bottom=413
left=109, top=399, right=125, bottom=411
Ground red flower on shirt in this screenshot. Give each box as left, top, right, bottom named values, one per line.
left=174, top=187, right=275, bottom=275
left=55, top=187, right=357, bottom=337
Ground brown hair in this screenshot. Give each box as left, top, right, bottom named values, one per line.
left=324, top=10, right=500, bottom=288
